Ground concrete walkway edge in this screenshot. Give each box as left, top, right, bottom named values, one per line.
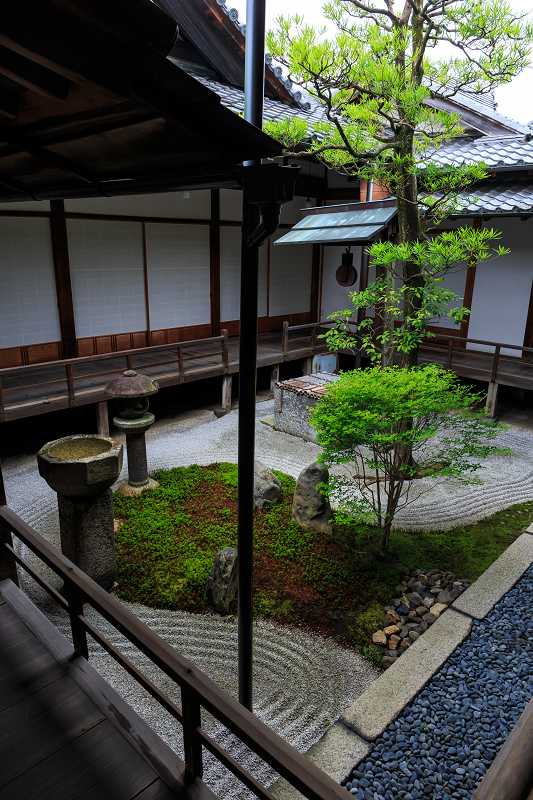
left=271, top=527, right=533, bottom=799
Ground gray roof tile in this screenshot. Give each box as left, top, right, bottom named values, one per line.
left=447, top=179, right=533, bottom=214
left=429, top=135, right=533, bottom=169
left=189, top=72, right=327, bottom=127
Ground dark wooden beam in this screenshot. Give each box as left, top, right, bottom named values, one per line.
left=0, top=5, right=132, bottom=98
left=522, top=278, right=533, bottom=358
left=0, top=88, right=19, bottom=119
left=49, top=199, right=77, bottom=359
left=210, top=188, right=221, bottom=337
left=459, top=217, right=481, bottom=340
left=0, top=119, right=101, bottom=187
left=0, top=44, right=72, bottom=100
left=0, top=172, right=35, bottom=199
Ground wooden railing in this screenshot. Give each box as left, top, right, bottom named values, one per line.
left=281, top=321, right=340, bottom=362
left=0, top=331, right=229, bottom=422
left=0, top=504, right=347, bottom=800
left=420, top=332, right=533, bottom=387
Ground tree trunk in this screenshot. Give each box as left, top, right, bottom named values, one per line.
left=379, top=520, right=392, bottom=556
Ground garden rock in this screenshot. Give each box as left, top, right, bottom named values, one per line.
left=205, top=547, right=238, bottom=615
left=373, top=568, right=471, bottom=669
left=292, top=462, right=333, bottom=534
left=253, top=460, right=281, bottom=509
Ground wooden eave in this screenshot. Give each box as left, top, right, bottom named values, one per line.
left=426, top=97, right=523, bottom=137
left=153, top=0, right=296, bottom=104
left=0, top=0, right=283, bottom=202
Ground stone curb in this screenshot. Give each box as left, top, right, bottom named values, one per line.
left=270, top=723, right=371, bottom=800
left=339, top=608, right=472, bottom=741
left=271, top=530, right=533, bottom=798
left=451, top=527, right=533, bottom=619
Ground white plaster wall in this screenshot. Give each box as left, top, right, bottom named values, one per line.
left=0, top=217, right=60, bottom=347
left=431, top=267, right=466, bottom=329
left=467, top=218, right=533, bottom=355
left=146, top=222, right=210, bottom=329
left=320, top=245, right=362, bottom=321
left=220, top=226, right=267, bottom=321
left=220, top=189, right=243, bottom=221
left=65, top=191, right=211, bottom=219
left=68, top=219, right=146, bottom=337
left=270, top=233, right=312, bottom=316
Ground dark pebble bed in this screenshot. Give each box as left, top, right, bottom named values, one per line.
left=345, top=561, right=533, bottom=800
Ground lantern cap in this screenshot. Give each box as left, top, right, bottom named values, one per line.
left=104, top=370, right=159, bottom=398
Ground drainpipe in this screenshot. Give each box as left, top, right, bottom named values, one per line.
left=238, top=0, right=267, bottom=712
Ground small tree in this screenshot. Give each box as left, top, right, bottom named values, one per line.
left=265, top=0, right=532, bottom=366
left=312, top=365, right=508, bottom=555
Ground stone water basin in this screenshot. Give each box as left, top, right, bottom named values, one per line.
left=37, top=434, right=123, bottom=498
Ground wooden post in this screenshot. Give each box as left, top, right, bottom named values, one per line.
left=210, top=189, right=221, bottom=337
left=459, top=216, right=482, bottom=341
left=96, top=401, right=109, bottom=436
left=302, top=356, right=313, bottom=376
left=50, top=199, right=77, bottom=359
left=221, top=374, right=233, bottom=411
left=64, top=579, right=89, bottom=660
left=0, top=460, right=19, bottom=586
left=282, top=320, right=289, bottom=361
left=486, top=381, right=499, bottom=418
left=182, top=689, right=203, bottom=779
left=269, top=364, right=279, bottom=397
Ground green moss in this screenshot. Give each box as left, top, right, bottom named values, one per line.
left=113, top=464, right=533, bottom=661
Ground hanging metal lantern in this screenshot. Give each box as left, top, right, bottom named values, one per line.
left=336, top=249, right=358, bottom=287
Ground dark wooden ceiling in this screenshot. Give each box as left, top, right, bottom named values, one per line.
left=0, top=0, right=283, bottom=202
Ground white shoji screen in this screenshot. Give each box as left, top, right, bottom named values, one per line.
left=220, top=226, right=268, bottom=321
left=269, top=233, right=312, bottom=316
left=0, top=217, right=60, bottom=348
left=146, top=223, right=210, bottom=329
left=67, top=219, right=146, bottom=337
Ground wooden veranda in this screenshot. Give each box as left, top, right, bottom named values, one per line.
left=0, top=323, right=331, bottom=425
left=0, top=505, right=348, bottom=800
left=1, top=325, right=532, bottom=427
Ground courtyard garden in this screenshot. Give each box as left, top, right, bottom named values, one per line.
left=113, top=461, right=533, bottom=664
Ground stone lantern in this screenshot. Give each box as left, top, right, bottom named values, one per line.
left=105, top=370, right=159, bottom=496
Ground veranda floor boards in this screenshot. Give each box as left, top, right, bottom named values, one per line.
left=0, top=579, right=217, bottom=800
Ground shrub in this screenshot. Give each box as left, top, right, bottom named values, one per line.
left=312, top=365, right=509, bottom=555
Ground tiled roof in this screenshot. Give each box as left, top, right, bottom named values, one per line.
left=276, top=372, right=340, bottom=399
left=429, top=135, right=533, bottom=169
left=181, top=66, right=327, bottom=127
left=213, top=0, right=313, bottom=111
left=451, top=179, right=533, bottom=215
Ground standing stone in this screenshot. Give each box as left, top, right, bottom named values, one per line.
left=205, top=547, right=238, bottom=615
left=254, top=460, right=282, bottom=509
left=292, top=462, right=333, bottom=534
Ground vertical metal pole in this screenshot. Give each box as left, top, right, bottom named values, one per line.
left=244, top=0, right=266, bottom=132
left=238, top=0, right=266, bottom=711
left=237, top=195, right=260, bottom=711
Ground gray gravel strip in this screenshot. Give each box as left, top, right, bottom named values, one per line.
left=344, top=561, right=533, bottom=800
